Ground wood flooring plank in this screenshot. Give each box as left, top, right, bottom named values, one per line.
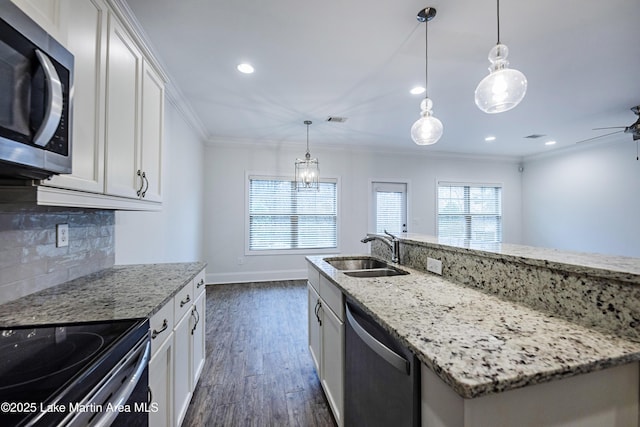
left=181, top=281, right=336, bottom=427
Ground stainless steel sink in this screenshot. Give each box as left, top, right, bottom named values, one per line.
left=324, top=257, right=409, bottom=278
left=325, top=257, right=388, bottom=270
left=344, top=268, right=408, bottom=278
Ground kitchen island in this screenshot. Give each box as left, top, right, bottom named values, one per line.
left=307, top=235, right=640, bottom=426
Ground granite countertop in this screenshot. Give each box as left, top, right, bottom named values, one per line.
left=398, top=233, right=640, bottom=283
left=307, top=255, right=640, bottom=399
left=0, top=262, right=207, bottom=327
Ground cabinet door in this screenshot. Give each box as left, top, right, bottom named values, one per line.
left=173, top=312, right=192, bottom=427
left=104, top=14, right=142, bottom=199
left=307, top=283, right=321, bottom=374
left=149, top=332, right=173, bottom=427
left=321, top=305, right=344, bottom=427
left=44, top=0, right=107, bottom=193
left=11, top=0, right=63, bottom=41
left=190, top=292, right=206, bottom=390
left=140, top=61, right=164, bottom=202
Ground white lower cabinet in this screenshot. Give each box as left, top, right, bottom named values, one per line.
left=149, top=333, right=173, bottom=427
left=320, top=300, right=344, bottom=425
left=307, top=262, right=344, bottom=427
left=307, top=284, right=321, bottom=374
left=148, top=268, right=206, bottom=427
left=190, top=291, right=206, bottom=388
left=173, top=309, right=192, bottom=427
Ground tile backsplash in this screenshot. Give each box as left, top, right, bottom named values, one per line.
left=0, top=208, right=114, bottom=304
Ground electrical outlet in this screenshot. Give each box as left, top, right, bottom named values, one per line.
left=56, top=224, right=69, bottom=248
left=427, top=257, right=442, bottom=275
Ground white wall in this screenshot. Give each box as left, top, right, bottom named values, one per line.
left=115, top=100, right=205, bottom=264
left=204, top=143, right=522, bottom=284
left=522, top=138, right=640, bottom=257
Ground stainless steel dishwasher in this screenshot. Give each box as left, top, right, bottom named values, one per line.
left=345, top=299, right=420, bottom=426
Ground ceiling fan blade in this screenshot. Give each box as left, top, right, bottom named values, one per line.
left=592, top=126, right=627, bottom=130
left=575, top=130, right=623, bottom=144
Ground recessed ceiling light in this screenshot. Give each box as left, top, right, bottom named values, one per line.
left=237, top=63, right=254, bottom=74
left=545, top=140, right=557, bottom=146
left=410, top=86, right=425, bottom=95
left=484, top=136, right=496, bottom=142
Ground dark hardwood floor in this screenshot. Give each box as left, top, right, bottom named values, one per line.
left=182, top=280, right=337, bottom=427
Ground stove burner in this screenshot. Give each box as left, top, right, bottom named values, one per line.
left=0, top=332, right=104, bottom=390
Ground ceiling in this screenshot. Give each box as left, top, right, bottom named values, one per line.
left=124, top=0, right=640, bottom=159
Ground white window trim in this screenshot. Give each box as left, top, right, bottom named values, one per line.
left=368, top=178, right=411, bottom=234
left=435, top=179, right=503, bottom=242
left=245, top=172, right=341, bottom=256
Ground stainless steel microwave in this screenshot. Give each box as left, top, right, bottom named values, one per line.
left=0, top=1, right=73, bottom=180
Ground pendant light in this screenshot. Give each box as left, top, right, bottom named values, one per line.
left=474, top=0, right=527, bottom=114
left=295, top=120, right=320, bottom=191
left=411, top=7, right=443, bottom=146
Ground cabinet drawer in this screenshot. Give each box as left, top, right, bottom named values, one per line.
left=308, top=262, right=320, bottom=292
left=320, top=275, right=344, bottom=321
left=174, top=280, right=194, bottom=321
left=193, top=269, right=206, bottom=299
left=150, top=300, right=174, bottom=355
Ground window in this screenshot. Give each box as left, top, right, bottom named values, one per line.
left=248, top=176, right=337, bottom=252
left=372, top=182, right=407, bottom=234
left=437, top=182, right=502, bottom=243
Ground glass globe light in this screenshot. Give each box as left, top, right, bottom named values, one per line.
left=474, top=44, right=527, bottom=114
left=411, top=97, right=443, bottom=145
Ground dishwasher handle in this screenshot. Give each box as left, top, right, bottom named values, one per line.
left=345, top=303, right=409, bottom=375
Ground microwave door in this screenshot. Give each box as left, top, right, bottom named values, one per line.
left=32, top=50, right=62, bottom=147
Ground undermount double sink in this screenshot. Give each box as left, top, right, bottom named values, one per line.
left=324, top=257, right=409, bottom=278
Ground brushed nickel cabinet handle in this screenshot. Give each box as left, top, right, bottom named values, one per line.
left=151, top=319, right=168, bottom=339
left=191, top=305, right=200, bottom=335
left=141, top=172, right=149, bottom=198
left=197, top=278, right=205, bottom=289
left=180, top=294, right=191, bottom=307
left=136, top=170, right=145, bottom=196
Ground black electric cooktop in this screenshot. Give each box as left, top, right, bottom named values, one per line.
left=0, top=318, right=146, bottom=426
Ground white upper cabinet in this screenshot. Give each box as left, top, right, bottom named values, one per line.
left=12, top=0, right=165, bottom=210
left=139, top=61, right=164, bottom=202
left=104, top=14, right=143, bottom=199
left=44, top=0, right=108, bottom=194
left=10, top=0, right=63, bottom=41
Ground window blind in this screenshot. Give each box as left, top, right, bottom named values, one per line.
left=437, top=183, right=502, bottom=243
left=249, top=178, right=337, bottom=251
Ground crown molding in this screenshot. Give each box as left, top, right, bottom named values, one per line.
left=108, top=0, right=209, bottom=141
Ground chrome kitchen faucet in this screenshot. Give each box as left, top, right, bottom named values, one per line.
left=361, top=230, right=400, bottom=264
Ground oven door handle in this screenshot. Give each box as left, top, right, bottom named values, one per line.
left=92, top=339, right=151, bottom=427
left=33, top=50, right=64, bottom=147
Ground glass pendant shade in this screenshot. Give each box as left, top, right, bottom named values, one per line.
left=295, top=153, right=319, bottom=190
left=411, top=97, right=443, bottom=145
left=475, top=44, right=527, bottom=114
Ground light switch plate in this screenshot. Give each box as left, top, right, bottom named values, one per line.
left=56, top=224, right=69, bottom=247
left=427, top=257, right=442, bottom=275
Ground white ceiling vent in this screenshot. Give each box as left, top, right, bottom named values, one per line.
left=326, top=116, right=348, bottom=123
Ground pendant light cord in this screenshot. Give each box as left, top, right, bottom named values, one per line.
left=496, top=0, right=501, bottom=44
left=424, top=16, right=429, bottom=99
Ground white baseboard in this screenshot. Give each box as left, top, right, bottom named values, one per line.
left=206, top=269, right=307, bottom=285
